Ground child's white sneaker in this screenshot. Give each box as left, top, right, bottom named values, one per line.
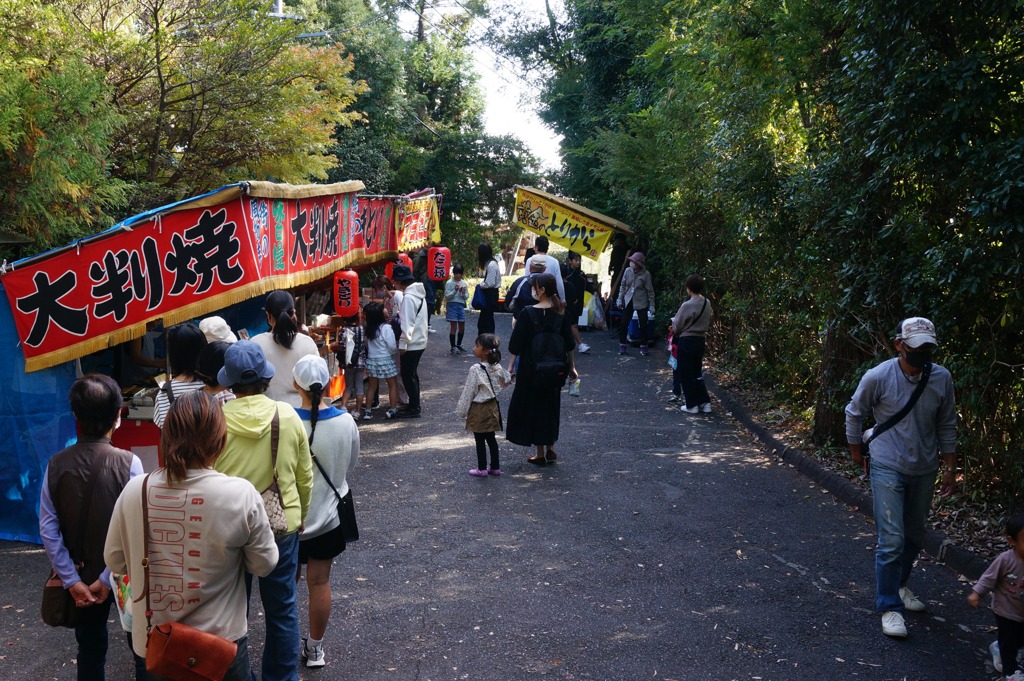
left=991, top=640, right=1003, bottom=673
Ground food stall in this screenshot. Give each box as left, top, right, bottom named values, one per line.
left=0, top=181, right=441, bottom=542
left=511, top=186, right=634, bottom=326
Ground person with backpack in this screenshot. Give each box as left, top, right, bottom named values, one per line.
left=504, top=273, right=578, bottom=466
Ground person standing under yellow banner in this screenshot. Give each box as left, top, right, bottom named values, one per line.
left=616, top=252, right=655, bottom=356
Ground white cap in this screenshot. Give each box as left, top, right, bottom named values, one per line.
left=292, top=355, right=330, bottom=391
left=897, top=317, right=938, bottom=348
left=199, top=316, right=237, bottom=344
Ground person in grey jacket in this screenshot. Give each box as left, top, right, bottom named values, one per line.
left=669, top=274, right=713, bottom=413
left=615, top=252, right=655, bottom=355
left=845, top=316, right=957, bottom=639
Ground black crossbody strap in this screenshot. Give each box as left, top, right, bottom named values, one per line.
left=866, top=362, right=932, bottom=445
left=675, top=298, right=708, bottom=339
left=311, top=453, right=343, bottom=503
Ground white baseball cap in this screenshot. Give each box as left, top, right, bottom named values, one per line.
left=897, top=317, right=938, bottom=348
left=292, top=355, right=330, bottom=391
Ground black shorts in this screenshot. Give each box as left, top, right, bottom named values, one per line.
left=299, top=490, right=359, bottom=563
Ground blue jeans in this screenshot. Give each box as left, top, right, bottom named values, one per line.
left=246, top=532, right=300, bottom=681
left=870, top=460, right=935, bottom=613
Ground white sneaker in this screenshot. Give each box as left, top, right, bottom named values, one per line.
left=699, top=402, right=712, bottom=413
left=578, top=343, right=591, bottom=353
left=991, top=640, right=1003, bottom=673
left=302, top=638, right=325, bottom=668
left=899, top=586, right=926, bottom=612
left=1005, top=671, right=1024, bottom=681
left=681, top=405, right=699, bottom=414
left=881, top=611, right=907, bottom=638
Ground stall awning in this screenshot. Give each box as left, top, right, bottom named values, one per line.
left=0, top=180, right=392, bottom=372
left=512, top=186, right=632, bottom=260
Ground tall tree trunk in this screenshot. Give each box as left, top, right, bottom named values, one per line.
left=811, top=320, right=862, bottom=446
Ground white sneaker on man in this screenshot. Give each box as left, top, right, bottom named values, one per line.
left=899, top=586, right=926, bottom=612
left=578, top=343, right=591, bottom=353
left=881, top=611, right=907, bottom=638
left=699, top=402, right=712, bottom=413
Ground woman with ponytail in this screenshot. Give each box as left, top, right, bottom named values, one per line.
left=291, top=355, right=360, bottom=669
left=254, top=290, right=320, bottom=407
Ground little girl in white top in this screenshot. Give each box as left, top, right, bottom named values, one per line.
left=362, top=302, right=400, bottom=419
left=456, top=334, right=511, bottom=477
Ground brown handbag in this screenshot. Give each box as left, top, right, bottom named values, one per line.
left=41, top=569, right=79, bottom=628
left=139, top=474, right=238, bottom=681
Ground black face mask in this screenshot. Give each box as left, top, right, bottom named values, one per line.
left=902, top=349, right=932, bottom=369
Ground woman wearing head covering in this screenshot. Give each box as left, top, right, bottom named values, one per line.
left=291, top=356, right=360, bottom=669
left=615, top=252, right=655, bottom=356
left=253, top=290, right=321, bottom=408
left=104, top=390, right=279, bottom=681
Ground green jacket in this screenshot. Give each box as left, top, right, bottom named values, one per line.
left=216, top=394, right=313, bottom=535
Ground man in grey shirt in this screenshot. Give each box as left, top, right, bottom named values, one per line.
left=845, top=317, right=957, bottom=639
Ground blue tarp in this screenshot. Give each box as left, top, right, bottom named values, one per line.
left=0, top=282, right=77, bottom=543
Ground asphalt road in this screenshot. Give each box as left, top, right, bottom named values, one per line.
left=1, top=311, right=999, bottom=680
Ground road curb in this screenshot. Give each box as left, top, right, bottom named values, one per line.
left=707, top=376, right=989, bottom=581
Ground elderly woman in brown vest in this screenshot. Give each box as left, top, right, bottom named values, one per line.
left=39, top=374, right=145, bottom=680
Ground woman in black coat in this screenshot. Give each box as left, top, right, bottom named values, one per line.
left=505, top=273, right=578, bottom=465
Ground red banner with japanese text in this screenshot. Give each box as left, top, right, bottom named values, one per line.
left=1, top=182, right=384, bottom=371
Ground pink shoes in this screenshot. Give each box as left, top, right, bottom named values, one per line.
left=488, top=468, right=502, bottom=476
left=468, top=469, right=488, bottom=477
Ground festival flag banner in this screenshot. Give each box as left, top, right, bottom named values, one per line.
left=396, top=194, right=440, bottom=252
left=354, top=196, right=399, bottom=257
left=2, top=181, right=368, bottom=371
left=512, top=186, right=632, bottom=260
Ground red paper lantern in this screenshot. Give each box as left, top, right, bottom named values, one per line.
left=385, top=253, right=414, bottom=280
left=333, top=269, right=360, bottom=317
left=427, top=246, right=451, bottom=281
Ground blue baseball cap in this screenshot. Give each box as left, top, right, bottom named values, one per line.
left=218, top=340, right=275, bottom=387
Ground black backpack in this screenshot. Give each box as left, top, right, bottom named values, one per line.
left=528, top=307, right=569, bottom=389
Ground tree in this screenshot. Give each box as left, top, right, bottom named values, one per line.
left=58, top=0, right=367, bottom=212
left=0, top=0, right=126, bottom=257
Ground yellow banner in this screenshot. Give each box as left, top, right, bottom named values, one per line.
left=396, top=196, right=440, bottom=251
left=512, top=187, right=630, bottom=260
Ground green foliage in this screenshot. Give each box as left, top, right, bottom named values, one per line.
left=56, top=0, right=366, bottom=212
left=0, top=0, right=126, bottom=257
left=493, top=0, right=1024, bottom=508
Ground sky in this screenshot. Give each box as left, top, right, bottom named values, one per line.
left=469, top=0, right=564, bottom=171
left=473, top=45, right=563, bottom=171
left=401, top=0, right=564, bottom=171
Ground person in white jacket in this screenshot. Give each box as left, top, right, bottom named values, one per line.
left=390, top=264, right=428, bottom=418
left=292, top=356, right=360, bottom=669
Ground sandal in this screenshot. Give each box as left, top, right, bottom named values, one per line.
left=527, top=455, right=547, bottom=466
left=545, top=449, right=557, bottom=462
